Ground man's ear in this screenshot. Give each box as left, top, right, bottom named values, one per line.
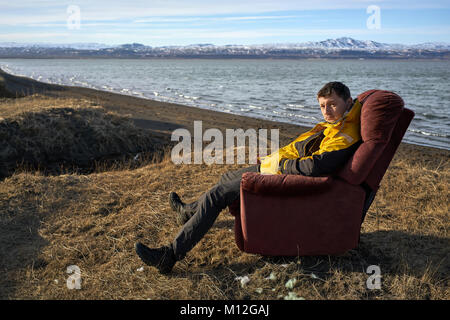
left=346, top=97, right=353, bottom=110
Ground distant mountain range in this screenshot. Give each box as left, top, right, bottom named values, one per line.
left=1, top=37, right=449, bottom=59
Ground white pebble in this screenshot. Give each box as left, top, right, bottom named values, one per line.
left=285, top=278, right=297, bottom=289
left=235, top=275, right=250, bottom=288
left=265, top=272, right=277, bottom=281
left=284, top=292, right=305, bottom=300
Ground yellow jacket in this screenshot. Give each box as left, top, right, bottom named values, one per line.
left=259, top=98, right=362, bottom=176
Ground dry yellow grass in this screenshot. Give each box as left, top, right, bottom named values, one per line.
left=0, top=95, right=167, bottom=179
left=0, top=95, right=448, bottom=300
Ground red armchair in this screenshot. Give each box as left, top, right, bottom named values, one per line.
left=228, top=90, right=414, bottom=256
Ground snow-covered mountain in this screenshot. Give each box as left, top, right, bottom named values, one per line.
left=215, top=37, right=449, bottom=51
left=296, top=37, right=403, bottom=50
left=164, top=37, right=450, bottom=51
left=1, top=37, right=449, bottom=51
left=1, top=37, right=449, bottom=59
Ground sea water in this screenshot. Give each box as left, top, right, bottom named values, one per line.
left=1, top=58, right=448, bottom=150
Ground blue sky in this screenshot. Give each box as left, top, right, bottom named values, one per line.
left=0, top=0, right=449, bottom=45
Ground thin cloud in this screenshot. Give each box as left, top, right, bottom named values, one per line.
left=134, top=15, right=300, bottom=23
left=0, top=1, right=448, bottom=44
left=1, top=0, right=448, bottom=25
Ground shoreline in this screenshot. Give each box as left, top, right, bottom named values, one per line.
left=0, top=67, right=311, bottom=144
left=0, top=63, right=450, bottom=150
left=1, top=67, right=449, bottom=166
left=1, top=61, right=448, bottom=151
left=0, top=67, right=449, bottom=300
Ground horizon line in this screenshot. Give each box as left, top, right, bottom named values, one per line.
left=2, top=36, right=450, bottom=47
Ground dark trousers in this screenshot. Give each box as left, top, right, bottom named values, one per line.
left=172, top=164, right=260, bottom=260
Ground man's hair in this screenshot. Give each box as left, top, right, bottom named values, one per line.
left=317, top=82, right=351, bottom=101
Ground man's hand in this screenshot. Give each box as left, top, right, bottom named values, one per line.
left=259, top=151, right=281, bottom=175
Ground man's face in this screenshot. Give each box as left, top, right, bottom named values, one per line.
left=318, top=91, right=353, bottom=123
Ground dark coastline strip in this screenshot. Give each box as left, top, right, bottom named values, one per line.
left=1, top=67, right=448, bottom=164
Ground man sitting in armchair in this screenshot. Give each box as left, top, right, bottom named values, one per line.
left=135, top=81, right=362, bottom=274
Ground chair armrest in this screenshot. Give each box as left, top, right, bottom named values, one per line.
left=241, top=172, right=333, bottom=196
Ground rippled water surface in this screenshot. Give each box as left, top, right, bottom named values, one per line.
left=1, top=58, right=448, bottom=149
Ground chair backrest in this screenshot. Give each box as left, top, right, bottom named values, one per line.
left=337, top=89, right=414, bottom=191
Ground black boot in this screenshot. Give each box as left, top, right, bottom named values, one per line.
left=135, top=242, right=177, bottom=274
left=169, top=192, right=194, bottom=226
